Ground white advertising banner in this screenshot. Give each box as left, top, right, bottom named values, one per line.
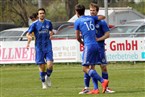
left=105, top=38, right=145, bottom=61
left=52, top=39, right=80, bottom=62
left=0, top=40, right=80, bottom=64
left=0, top=41, right=35, bottom=64
left=0, top=38, right=145, bottom=64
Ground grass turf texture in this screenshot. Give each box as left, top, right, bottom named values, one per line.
left=0, top=63, right=145, bottom=97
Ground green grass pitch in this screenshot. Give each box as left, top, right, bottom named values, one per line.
left=0, top=63, right=145, bottom=97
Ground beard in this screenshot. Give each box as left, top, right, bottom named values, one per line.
left=40, top=16, right=45, bottom=21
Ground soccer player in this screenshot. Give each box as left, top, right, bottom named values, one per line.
left=30, top=13, right=38, bottom=22
left=29, top=12, right=38, bottom=26
left=28, top=12, right=38, bottom=39
left=79, top=3, right=115, bottom=94
left=74, top=4, right=109, bottom=94
left=26, top=8, right=54, bottom=89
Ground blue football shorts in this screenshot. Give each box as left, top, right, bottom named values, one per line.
left=35, top=49, right=53, bottom=65
left=97, top=45, right=107, bottom=65
left=82, top=44, right=99, bottom=66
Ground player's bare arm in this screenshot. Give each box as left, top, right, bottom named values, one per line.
left=97, top=15, right=105, bottom=20
left=96, top=31, right=110, bottom=41
left=26, top=33, right=32, bottom=49
left=49, top=30, right=55, bottom=39
left=75, top=30, right=84, bottom=45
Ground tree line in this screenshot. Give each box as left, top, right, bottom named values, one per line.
left=0, top=0, right=144, bottom=27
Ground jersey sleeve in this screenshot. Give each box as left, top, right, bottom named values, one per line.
left=101, top=20, right=110, bottom=33
left=92, top=16, right=98, bottom=21
left=74, top=20, right=80, bottom=31
left=49, top=21, right=53, bottom=31
left=27, top=23, right=35, bottom=34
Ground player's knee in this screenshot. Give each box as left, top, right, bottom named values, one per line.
left=82, top=67, right=89, bottom=73
left=90, top=65, right=95, bottom=69
left=46, top=61, right=53, bottom=68
left=39, top=64, right=46, bottom=72
left=101, top=65, right=107, bottom=72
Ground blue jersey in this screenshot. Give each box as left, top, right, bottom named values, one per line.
left=74, top=16, right=99, bottom=46
left=95, top=20, right=109, bottom=65
left=95, top=20, right=110, bottom=46
left=27, top=19, right=53, bottom=51
left=74, top=16, right=100, bottom=66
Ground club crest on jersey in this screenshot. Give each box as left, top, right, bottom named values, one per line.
left=42, top=26, right=45, bottom=28
left=102, top=58, right=106, bottom=63
left=46, top=25, right=49, bottom=28
left=95, top=24, right=100, bottom=28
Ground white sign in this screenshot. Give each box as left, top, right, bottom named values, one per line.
left=52, top=39, right=80, bottom=62
left=105, top=38, right=145, bottom=61
left=0, top=38, right=145, bottom=64
left=0, top=41, right=35, bottom=64
left=0, top=40, right=80, bottom=64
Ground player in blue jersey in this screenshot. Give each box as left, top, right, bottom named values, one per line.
left=26, top=8, right=54, bottom=89
left=74, top=4, right=109, bottom=94
left=29, top=12, right=38, bottom=22
left=29, top=12, right=38, bottom=39
left=79, top=3, right=115, bottom=94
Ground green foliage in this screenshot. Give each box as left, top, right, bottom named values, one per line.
left=46, top=0, right=68, bottom=22
left=0, top=0, right=37, bottom=26
left=0, top=0, right=145, bottom=27
left=78, top=0, right=91, bottom=9
left=0, top=63, right=145, bottom=97
left=128, top=2, right=145, bottom=15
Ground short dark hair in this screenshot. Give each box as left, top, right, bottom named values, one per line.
left=29, top=13, right=38, bottom=19
left=75, top=4, right=85, bottom=16
left=37, top=8, right=46, bottom=14
left=89, top=3, right=99, bottom=12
